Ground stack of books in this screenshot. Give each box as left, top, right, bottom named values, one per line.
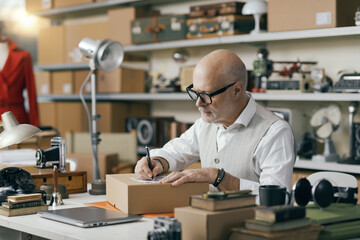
left=190, top=190, right=256, bottom=211
left=229, top=205, right=322, bottom=240
left=0, top=193, right=48, bottom=217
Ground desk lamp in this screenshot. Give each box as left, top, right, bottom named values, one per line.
left=78, top=38, right=124, bottom=195
left=242, top=0, right=267, bottom=34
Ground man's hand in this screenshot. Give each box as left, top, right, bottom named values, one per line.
left=159, top=168, right=218, bottom=186
left=134, top=156, right=167, bottom=180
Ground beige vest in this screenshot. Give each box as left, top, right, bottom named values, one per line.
left=199, top=103, right=280, bottom=191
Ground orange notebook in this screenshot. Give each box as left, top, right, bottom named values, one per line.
left=84, top=201, right=174, bottom=218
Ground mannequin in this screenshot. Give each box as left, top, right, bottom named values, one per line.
left=0, top=28, right=39, bottom=126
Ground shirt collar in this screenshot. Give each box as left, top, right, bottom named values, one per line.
left=218, top=92, right=256, bottom=130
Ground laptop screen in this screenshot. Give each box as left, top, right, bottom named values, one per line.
left=38, top=206, right=142, bottom=228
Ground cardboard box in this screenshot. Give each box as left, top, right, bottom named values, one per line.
left=54, top=0, right=93, bottom=8
left=97, top=68, right=145, bottom=93
left=38, top=25, right=66, bottom=65
left=9, top=130, right=57, bottom=150
left=74, top=70, right=92, bottom=94
left=67, top=153, right=118, bottom=183
left=52, top=71, right=74, bottom=94
left=26, top=0, right=52, bottom=12
left=268, top=0, right=360, bottom=32
left=65, top=132, right=138, bottom=163
left=66, top=21, right=109, bottom=63
left=175, top=206, right=256, bottom=240
left=106, top=173, right=209, bottom=214
left=35, top=71, right=51, bottom=95
left=108, top=7, right=159, bottom=46
left=38, top=102, right=57, bottom=127
left=56, top=102, right=88, bottom=136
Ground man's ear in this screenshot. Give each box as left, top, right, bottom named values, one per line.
left=234, top=81, right=243, bottom=96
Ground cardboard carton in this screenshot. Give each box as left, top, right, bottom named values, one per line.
left=97, top=68, right=145, bottom=93
left=35, top=71, right=51, bottom=95
left=38, top=25, right=66, bottom=65
left=67, top=153, right=118, bottom=183
left=38, top=102, right=57, bottom=127
left=9, top=131, right=57, bottom=150
left=54, top=0, right=93, bottom=8
left=56, top=102, right=88, bottom=136
left=175, top=206, right=256, bottom=240
left=52, top=71, right=74, bottom=95
left=108, top=7, right=159, bottom=46
left=65, top=132, right=138, bottom=163
left=106, top=173, right=209, bottom=214
left=26, top=0, right=52, bottom=12
left=74, top=70, right=92, bottom=94
left=268, top=0, right=360, bottom=32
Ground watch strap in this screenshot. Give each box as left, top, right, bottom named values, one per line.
left=213, top=168, right=225, bottom=187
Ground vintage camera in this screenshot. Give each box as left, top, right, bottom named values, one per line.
left=35, top=137, right=66, bottom=173
left=147, top=216, right=181, bottom=240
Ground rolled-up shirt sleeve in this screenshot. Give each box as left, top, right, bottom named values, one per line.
left=150, top=118, right=203, bottom=171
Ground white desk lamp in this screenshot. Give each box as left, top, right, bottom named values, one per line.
left=0, top=111, right=40, bottom=149
left=78, top=38, right=124, bottom=195
left=242, top=0, right=267, bottom=34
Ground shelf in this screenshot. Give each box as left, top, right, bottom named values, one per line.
left=32, top=0, right=203, bottom=18
left=295, top=159, right=360, bottom=175
left=37, top=92, right=360, bottom=102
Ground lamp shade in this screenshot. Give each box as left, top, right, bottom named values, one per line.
left=242, top=0, right=267, bottom=15
left=78, top=38, right=124, bottom=72
left=0, top=111, right=41, bottom=149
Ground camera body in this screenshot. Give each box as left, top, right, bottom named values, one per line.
left=147, top=216, right=181, bottom=240
left=35, top=137, right=66, bottom=172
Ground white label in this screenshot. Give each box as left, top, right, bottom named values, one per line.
left=41, top=84, right=49, bottom=94
left=316, top=12, right=331, bottom=25
left=63, top=83, right=72, bottom=94
left=42, top=0, right=51, bottom=9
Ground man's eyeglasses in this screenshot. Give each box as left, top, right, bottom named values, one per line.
left=186, top=82, right=237, bottom=105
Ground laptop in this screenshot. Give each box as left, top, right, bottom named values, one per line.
left=38, top=206, right=142, bottom=228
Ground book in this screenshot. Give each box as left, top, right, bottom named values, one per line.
left=1, top=200, right=44, bottom=209
left=7, top=193, right=42, bottom=203
left=255, top=206, right=306, bottom=223
left=245, top=218, right=310, bottom=232
left=319, top=219, right=360, bottom=240
left=0, top=205, right=48, bottom=217
left=228, top=224, right=322, bottom=240
left=190, top=193, right=256, bottom=211
left=306, top=203, right=360, bottom=225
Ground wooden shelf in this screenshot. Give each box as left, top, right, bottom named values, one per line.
left=37, top=92, right=360, bottom=102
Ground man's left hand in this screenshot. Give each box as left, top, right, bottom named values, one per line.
left=159, top=168, right=217, bottom=186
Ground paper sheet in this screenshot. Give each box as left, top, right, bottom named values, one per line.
left=131, top=176, right=165, bottom=184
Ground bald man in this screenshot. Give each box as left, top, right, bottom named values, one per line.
left=135, top=49, right=295, bottom=198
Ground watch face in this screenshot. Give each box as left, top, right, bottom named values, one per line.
left=311, top=68, right=324, bottom=83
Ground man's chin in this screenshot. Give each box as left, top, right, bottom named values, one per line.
left=201, top=113, right=214, bottom=123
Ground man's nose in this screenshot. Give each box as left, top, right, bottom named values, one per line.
left=195, top=97, right=206, bottom=107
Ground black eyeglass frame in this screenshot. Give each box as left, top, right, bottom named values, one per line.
left=186, top=82, right=237, bottom=105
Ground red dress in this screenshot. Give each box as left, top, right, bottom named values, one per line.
left=0, top=38, right=39, bottom=126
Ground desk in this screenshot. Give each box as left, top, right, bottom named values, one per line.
left=0, top=192, right=154, bottom=240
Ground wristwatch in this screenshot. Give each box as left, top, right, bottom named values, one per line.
left=213, top=168, right=225, bottom=187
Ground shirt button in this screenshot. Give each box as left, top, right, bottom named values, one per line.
left=214, top=158, right=220, bottom=164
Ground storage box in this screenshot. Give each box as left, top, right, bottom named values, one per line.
left=66, top=21, right=109, bottom=63
left=56, top=102, right=88, bottom=136
left=65, top=132, right=138, bottom=163
left=54, top=0, right=92, bottom=8
left=97, top=68, right=145, bottom=93
left=189, top=1, right=245, bottom=18
left=268, top=0, right=360, bottom=32
left=52, top=71, right=74, bottom=94
left=175, top=206, right=256, bottom=240
left=35, top=71, right=51, bottom=95
left=38, top=25, right=66, bottom=65
left=106, top=173, right=209, bottom=214
left=108, top=7, right=160, bottom=46
left=26, top=0, right=52, bottom=12
left=38, top=102, right=57, bottom=127
left=9, top=130, right=57, bottom=150
left=131, top=15, right=188, bottom=44
left=74, top=70, right=92, bottom=94
left=68, top=153, right=118, bottom=183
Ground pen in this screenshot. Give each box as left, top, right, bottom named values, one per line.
left=145, top=146, right=153, bottom=179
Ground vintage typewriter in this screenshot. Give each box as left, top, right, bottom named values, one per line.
left=333, top=73, right=360, bottom=93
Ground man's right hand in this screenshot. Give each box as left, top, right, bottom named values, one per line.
left=134, top=156, right=166, bottom=180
